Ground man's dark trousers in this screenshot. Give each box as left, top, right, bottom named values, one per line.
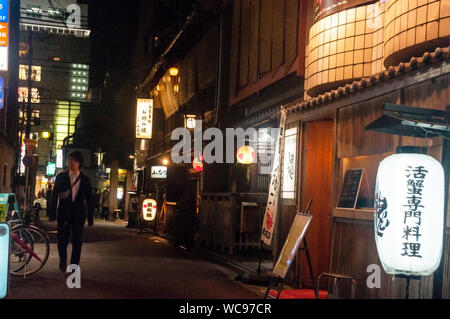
left=57, top=210, right=85, bottom=265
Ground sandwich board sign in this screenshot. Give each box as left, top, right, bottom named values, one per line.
left=272, top=213, right=312, bottom=279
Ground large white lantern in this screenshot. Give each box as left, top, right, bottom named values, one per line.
left=374, top=149, right=445, bottom=276
left=142, top=199, right=157, bottom=222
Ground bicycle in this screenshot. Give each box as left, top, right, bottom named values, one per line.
left=7, top=211, right=50, bottom=277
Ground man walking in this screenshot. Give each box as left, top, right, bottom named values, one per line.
left=49, top=151, right=94, bottom=272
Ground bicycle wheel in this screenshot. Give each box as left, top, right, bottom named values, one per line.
left=10, top=225, right=50, bottom=276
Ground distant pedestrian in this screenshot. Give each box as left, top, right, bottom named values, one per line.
left=101, top=188, right=110, bottom=220
left=46, top=184, right=52, bottom=219
left=49, top=151, right=94, bottom=272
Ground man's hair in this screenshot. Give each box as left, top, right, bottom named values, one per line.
left=68, top=150, right=84, bottom=168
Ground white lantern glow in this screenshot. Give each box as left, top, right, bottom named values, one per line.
left=374, top=152, right=445, bottom=276
left=142, top=199, right=157, bottom=222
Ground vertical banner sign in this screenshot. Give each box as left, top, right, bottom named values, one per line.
left=0, top=77, right=3, bottom=109
left=136, top=98, right=153, bottom=139
left=261, top=108, right=286, bottom=245
left=374, top=153, right=445, bottom=276
left=56, top=149, right=63, bottom=168
left=0, top=0, right=8, bottom=71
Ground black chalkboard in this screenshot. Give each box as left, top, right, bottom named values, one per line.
left=337, top=169, right=364, bottom=209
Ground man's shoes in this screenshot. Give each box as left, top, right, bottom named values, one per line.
left=59, top=259, right=67, bottom=273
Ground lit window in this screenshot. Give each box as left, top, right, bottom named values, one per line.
left=18, top=65, right=41, bottom=81
left=26, top=5, right=42, bottom=18
left=19, top=42, right=29, bottom=58
left=18, top=87, right=40, bottom=103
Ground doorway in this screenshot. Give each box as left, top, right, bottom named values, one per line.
left=298, top=120, right=334, bottom=288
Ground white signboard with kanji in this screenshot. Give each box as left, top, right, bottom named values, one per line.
left=261, top=108, right=286, bottom=246
left=136, top=99, right=153, bottom=139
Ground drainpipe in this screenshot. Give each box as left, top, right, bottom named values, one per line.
left=213, top=11, right=224, bottom=127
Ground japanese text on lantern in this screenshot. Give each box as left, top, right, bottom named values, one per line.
left=402, top=166, right=427, bottom=258
left=136, top=99, right=153, bottom=139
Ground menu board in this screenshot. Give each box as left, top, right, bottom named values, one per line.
left=272, top=214, right=312, bottom=279
left=337, top=169, right=363, bottom=209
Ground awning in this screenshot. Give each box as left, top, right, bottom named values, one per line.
left=365, top=103, right=450, bottom=138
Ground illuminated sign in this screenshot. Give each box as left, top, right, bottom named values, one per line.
left=375, top=153, right=445, bottom=276
left=185, top=115, right=196, bottom=129
left=117, top=187, right=124, bottom=200
left=136, top=99, right=153, bottom=139
left=151, top=166, right=167, bottom=179
left=56, top=149, right=63, bottom=168
left=0, top=0, right=8, bottom=71
left=46, top=162, right=56, bottom=176
left=281, top=127, right=298, bottom=199
left=142, top=199, right=157, bottom=222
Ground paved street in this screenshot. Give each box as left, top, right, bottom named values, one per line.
left=7, top=220, right=261, bottom=299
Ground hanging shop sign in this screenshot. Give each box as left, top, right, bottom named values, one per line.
left=374, top=152, right=445, bottom=276
left=0, top=0, right=8, bottom=71
left=151, top=166, right=167, bottom=179
left=135, top=98, right=153, bottom=139
left=142, top=199, right=157, bottom=222
left=236, top=145, right=256, bottom=165
left=314, top=0, right=377, bottom=22
left=261, top=108, right=286, bottom=246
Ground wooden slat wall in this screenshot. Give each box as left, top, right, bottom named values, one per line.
left=248, top=0, right=260, bottom=84
left=229, top=0, right=241, bottom=99
left=336, top=92, right=400, bottom=158
left=229, top=0, right=301, bottom=98
left=271, top=0, right=285, bottom=71
left=331, top=219, right=435, bottom=298
left=239, top=0, right=251, bottom=87
left=197, top=26, right=219, bottom=90
left=443, top=232, right=450, bottom=298
left=258, top=0, right=272, bottom=75
left=187, top=50, right=197, bottom=101
left=285, top=0, right=299, bottom=68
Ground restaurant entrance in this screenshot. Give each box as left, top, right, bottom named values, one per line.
left=298, top=120, right=334, bottom=288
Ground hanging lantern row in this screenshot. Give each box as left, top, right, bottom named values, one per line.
left=150, top=67, right=180, bottom=98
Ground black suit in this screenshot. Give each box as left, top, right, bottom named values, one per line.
left=49, top=171, right=94, bottom=265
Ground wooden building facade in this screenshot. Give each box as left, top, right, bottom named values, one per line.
left=280, top=0, right=450, bottom=298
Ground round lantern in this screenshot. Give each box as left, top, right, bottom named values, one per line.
left=374, top=149, right=445, bottom=276
left=236, top=145, right=255, bottom=164
left=142, top=199, right=157, bottom=222
left=193, top=155, right=203, bottom=172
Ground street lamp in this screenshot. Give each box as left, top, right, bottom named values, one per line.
left=41, top=131, right=51, bottom=139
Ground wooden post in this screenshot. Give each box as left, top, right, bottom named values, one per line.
left=432, top=105, right=450, bottom=299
